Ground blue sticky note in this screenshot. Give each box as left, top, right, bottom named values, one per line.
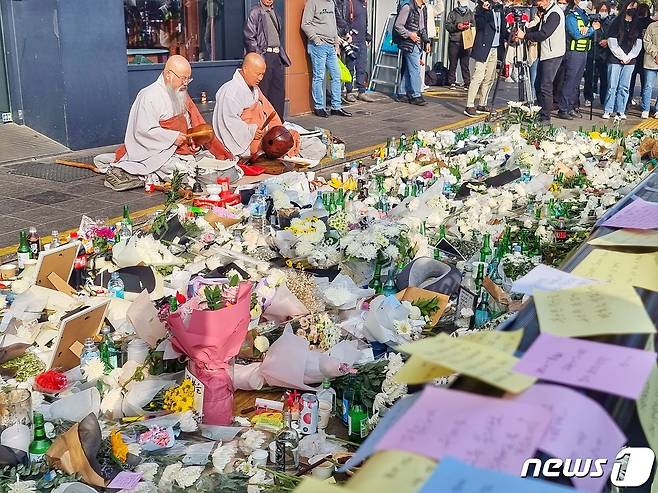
left=418, top=457, right=582, bottom=493
left=338, top=393, right=420, bottom=472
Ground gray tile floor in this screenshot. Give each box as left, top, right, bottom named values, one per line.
left=0, top=123, right=70, bottom=165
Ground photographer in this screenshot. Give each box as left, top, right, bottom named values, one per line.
left=464, top=0, right=507, bottom=117
left=556, top=0, right=600, bottom=119
left=393, top=0, right=431, bottom=106
left=517, top=0, right=566, bottom=123
left=445, top=0, right=475, bottom=90
left=584, top=1, right=614, bottom=107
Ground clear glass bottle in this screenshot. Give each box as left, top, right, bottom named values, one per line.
left=79, top=337, right=101, bottom=380
left=50, top=230, right=61, bottom=249
left=275, top=409, right=300, bottom=472
left=316, top=378, right=337, bottom=415
left=107, top=272, right=125, bottom=299
left=382, top=265, right=397, bottom=296
left=27, top=227, right=41, bottom=258
left=341, top=376, right=355, bottom=425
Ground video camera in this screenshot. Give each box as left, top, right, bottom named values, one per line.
left=339, top=29, right=360, bottom=60
left=588, top=12, right=602, bottom=22
left=505, top=7, right=532, bottom=30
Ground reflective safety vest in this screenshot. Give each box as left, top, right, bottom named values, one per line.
left=569, top=14, right=592, bottom=51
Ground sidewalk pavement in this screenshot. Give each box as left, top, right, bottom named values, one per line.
left=0, top=83, right=650, bottom=253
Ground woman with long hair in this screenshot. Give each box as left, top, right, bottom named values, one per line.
left=584, top=1, right=614, bottom=106
left=603, top=0, right=643, bottom=119
left=627, top=3, right=653, bottom=108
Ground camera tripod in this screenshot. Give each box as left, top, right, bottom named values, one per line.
left=490, top=28, right=536, bottom=116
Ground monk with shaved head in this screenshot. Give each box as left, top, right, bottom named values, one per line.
left=213, top=53, right=300, bottom=160
left=97, top=55, right=234, bottom=191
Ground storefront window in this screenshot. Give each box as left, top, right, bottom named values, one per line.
left=124, top=0, right=246, bottom=64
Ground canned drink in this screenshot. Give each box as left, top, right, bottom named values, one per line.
left=299, top=393, right=318, bottom=434
left=200, top=91, right=208, bottom=104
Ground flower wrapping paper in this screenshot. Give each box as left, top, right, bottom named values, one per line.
left=169, top=282, right=253, bottom=425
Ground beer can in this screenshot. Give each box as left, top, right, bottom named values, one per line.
left=200, top=91, right=208, bottom=104
left=299, top=393, right=318, bottom=434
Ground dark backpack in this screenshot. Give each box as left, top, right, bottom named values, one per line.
left=427, top=63, right=448, bottom=86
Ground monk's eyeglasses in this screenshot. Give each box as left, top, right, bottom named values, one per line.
left=168, top=69, right=193, bottom=84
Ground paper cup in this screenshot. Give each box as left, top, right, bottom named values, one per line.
left=318, top=401, right=331, bottom=430
left=0, top=264, right=17, bottom=280
left=250, top=449, right=268, bottom=466
left=269, top=441, right=277, bottom=463
left=311, top=461, right=335, bottom=480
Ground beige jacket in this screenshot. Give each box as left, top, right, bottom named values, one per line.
left=644, top=21, right=658, bottom=69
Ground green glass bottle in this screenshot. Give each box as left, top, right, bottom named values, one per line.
left=368, top=255, right=384, bottom=294
left=474, top=292, right=492, bottom=329
left=17, top=231, right=31, bottom=270
left=327, top=192, right=337, bottom=215
left=348, top=385, right=369, bottom=443
left=479, top=233, right=492, bottom=263
left=99, top=325, right=119, bottom=371
left=29, top=412, right=52, bottom=465
left=336, top=188, right=345, bottom=211
left=122, top=205, right=133, bottom=234
left=382, top=266, right=397, bottom=296
left=474, top=262, right=485, bottom=294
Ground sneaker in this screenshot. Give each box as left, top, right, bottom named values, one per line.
left=409, top=96, right=428, bottom=106
left=476, top=105, right=492, bottom=114
left=557, top=111, right=574, bottom=120
left=618, top=113, right=627, bottom=120
left=584, top=100, right=592, bottom=107
left=568, top=109, right=581, bottom=118
left=357, top=92, right=378, bottom=102
left=642, top=110, right=650, bottom=119
left=345, top=92, right=358, bottom=103
left=450, top=83, right=458, bottom=90
left=602, top=112, right=611, bottom=119
left=460, top=84, right=469, bottom=91
left=464, top=106, right=478, bottom=117
left=653, top=111, right=658, bottom=118
left=104, top=167, right=143, bottom=192
left=341, top=96, right=352, bottom=105
left=395, top=94, right=410, bottom=103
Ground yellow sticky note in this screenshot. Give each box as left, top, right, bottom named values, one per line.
left=346, top=451, right=436, bottom=493
left=293, top=478, right=344, bottom=493
left=638, top=336, right=658, bottom=453
left=395, top=330, right=524, bottom=385
left=397, top=332, right=535, bottom=393
left=572, top=249, right=658, bottom=292
left=588, top=229, right=658, bottom=248
left=534, top=283, right=656, bottom=338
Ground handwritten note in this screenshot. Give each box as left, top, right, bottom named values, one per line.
left=534, top=282, right=655, bottom=337
left=513, top=384, right=626, bottom=492
left=107, top=471, right=143, bottom=490
left=338, top=394, right=420, bottom=472
left=293, top=477, right=344, bottom=493
left=512, top=264, right=597, bottom=295
left=514, top=333, right=657, bottom=399
left=572, top=249, right=658, bottom=292
left=601, top=197, right=658, bottom=229
left=398, top=333, right=535, bottom=393
left=374, top=386, right=552, bottom=474
left=346, top=451, right=436, bottom=493
left=395, top=330, right=524, bottom=385
left=637, top=335, right=658, bottom=452
left=418, top=457, right=581, bottom=493
left=589, top=229, right=658, bottom=248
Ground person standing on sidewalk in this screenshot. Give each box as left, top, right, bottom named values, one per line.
left=302, top=0, right=352, bottom=118
left=557, top=0, right=600, bottom=119
left=445, top=0, right=475, bottom=90
left=517, top=0, right=566, bottom=123
left=244, top=0, right=290, bottom=119
left=339, top=0, right=377, bottom=103
left=640, top=14, right=658, bottom=118
left=464, top=0, right=506, bottom=117
left=393, top=0, right=431, bottom=106
left=583, top=1, right=614, bottom=107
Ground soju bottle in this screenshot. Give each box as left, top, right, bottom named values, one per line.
left=123, top=205, right=133, bottom=236
left=474, top=262, right=485, bottom=293
left=368, top=256, right=383, bottom=294
left=99, top=325, right=119, bottom=371
left=348, top=385, right=369, bottom=443
left=474, top=292, right=492, bottom=328
left=382, top=266, right=398, bottom=296
left=29, top=412, right=52, bottom=465
left=17, top=231, right=31, bottom=270
left=479, top=233, right=492, bottom=263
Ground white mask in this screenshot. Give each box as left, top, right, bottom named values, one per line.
left=560, top=3, right=568, bottom=10
left=611, top=8, right=618, bottom=15
left=600, top=11, right=608, bottom=18
left=578, top=0, right=588, bottom=9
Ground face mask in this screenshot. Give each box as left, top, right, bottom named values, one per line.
left=600, top=11, right=608, bottom=17
left=560, top=3, right=568, bottom=10
left=578, top=1, right=588, bottom=9
left=626, top=7, right=636, bottom=16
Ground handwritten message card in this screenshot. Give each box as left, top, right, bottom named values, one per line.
left=514, top=333, right=656, bottom=399
left=512, top=264, right=597, bottom=296
left=346, top=451, right=436, bottom=493
left=513, top=384, right=626, bottom=492
left=637, top=336, right=658, bottom=452
left=418, top=457, right=581, bottom=493
left=572, top=249, right=658, bottom=292
left=374, top=386, right=552, bottom=474
left=398, top=333, right=535, bottom=393
left=601, top=197, right=658, bottom=229
left=534, top=283, right=655, bottom=337
left=589, top=229, right=658, bottom=248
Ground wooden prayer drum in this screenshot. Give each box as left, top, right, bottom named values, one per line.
left=187, top=123, right=214, bottom=146
left=262, top=125, right=294, bottom=159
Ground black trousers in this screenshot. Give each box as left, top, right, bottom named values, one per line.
left=447, top=40, right=471, bottom=86
left=346, top=39, right=369, bottom=93
left=260, top=52, right=286, bottom=118
left=538, top=56, right=563, bottom=120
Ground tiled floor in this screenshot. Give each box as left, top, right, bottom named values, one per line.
left=0, top=123, right=70, bottom=165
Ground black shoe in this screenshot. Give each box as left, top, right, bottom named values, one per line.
left=409, top=97, right=427, bottom=106
left=313, top=108, right=329, bottom=118
left=394, top=94, right=410, bottom=103
left=569, top=109, right=581, bottom=118
left=538, top=116, right=551, bottom=125
left=464, top=106, right=478, bottom=117
left=556, top=111, right=573, bottom=120
left=476, top=105, right=491, bottom=114
left=331, top=108, right=352, bottom=117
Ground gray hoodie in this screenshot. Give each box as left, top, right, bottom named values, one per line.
left=302, top=0, right=339, bottom=45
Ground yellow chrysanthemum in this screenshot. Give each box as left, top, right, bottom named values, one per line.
left=110, top=430, right=128, bottom=463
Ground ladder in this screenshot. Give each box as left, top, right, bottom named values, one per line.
left=368, top=13, right=402, bottom=94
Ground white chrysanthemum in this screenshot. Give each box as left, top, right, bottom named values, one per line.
left=100, top=388, right=123, bottom=416
left=83, top=358, right=106, bottom=381
left=136, top=462, right=159, bottom=482
left=127, top=442, right=141, bottom=456
left=394, top=319, right=413, bottom=338
left=159, top=463, right=182, bottom=488
left=408, top=305, right=422, bottom=320
left=179, top=410, right=199, bottom=432
left=212, top=441, right=239, bottom=473
left=324, top=286, right=352, bottom=307
left=175, top=465, right=204, bottom=488
left=254, top=335, right=270, bottom=353
left=460, top=307, right=474, bottom=318
left=267, top=269, right=286, bottom=287
left=9, top=480, right=37, bottom=493
left=240, top=429, right=266, bottom=452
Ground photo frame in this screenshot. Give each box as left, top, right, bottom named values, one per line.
left=34, top=241, right=80, bottom=291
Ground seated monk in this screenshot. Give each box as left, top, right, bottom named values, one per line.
left=212, top=53, right=301, bottom=161
left=96, top=55, right=235, bottom=192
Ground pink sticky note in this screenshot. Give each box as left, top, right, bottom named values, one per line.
left=601, top=198, right=658, bottom=229
left=513, top=384, right=626, bottom=492
left=514, top=333, right=656, bottom=399
left=374, top=386, right=552, bottom=475
left=107, top=471, right=143, bottom=490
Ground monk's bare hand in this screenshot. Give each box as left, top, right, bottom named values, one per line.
left=253, top=128, right=265, bottom=141
left=175, top=132, right=187, bottom=147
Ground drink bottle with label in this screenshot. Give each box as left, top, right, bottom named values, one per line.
left=17, top=231, right=31, bottom=270
left=29, top=412, right=52, bottom=464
